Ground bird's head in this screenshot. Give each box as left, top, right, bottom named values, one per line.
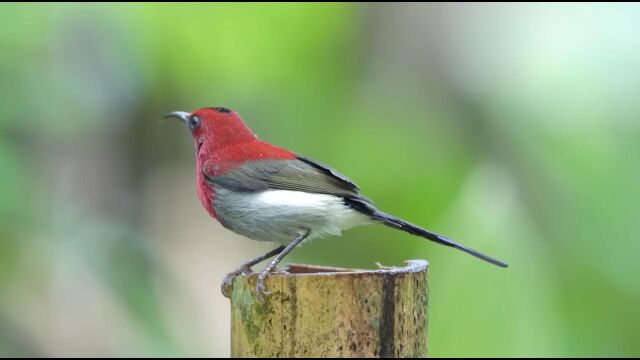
left=164, top=107, right=257, bottom=153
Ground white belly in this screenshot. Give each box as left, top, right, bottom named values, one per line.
left=213, top=188, right=372, bottom=243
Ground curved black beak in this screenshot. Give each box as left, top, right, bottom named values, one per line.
left=163, top=111, right=190, bottom=124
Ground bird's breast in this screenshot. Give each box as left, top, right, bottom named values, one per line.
left=196, top=172, right=219, bottom=219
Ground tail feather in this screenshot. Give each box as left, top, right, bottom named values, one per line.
left=372, top=210, right=508, bottom=268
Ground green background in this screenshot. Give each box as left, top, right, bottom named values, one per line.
left=1, top=3, right=638, bottom=357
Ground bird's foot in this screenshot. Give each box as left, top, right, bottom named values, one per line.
left=255, top=267, right=281, bottom=302
left=221, top=265, right=254, bottom=298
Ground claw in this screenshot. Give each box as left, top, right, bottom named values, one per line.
left=256, top=270, right=272, bottom=301
left=220, top=266, right=254, bottom=298
left=221, top=273, right=236, bottom=298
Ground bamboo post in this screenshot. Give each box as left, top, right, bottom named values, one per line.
left=225, top=260, right=429, bottom=358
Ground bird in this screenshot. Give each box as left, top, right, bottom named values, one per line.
left=164, top=107, right=508, bottom=299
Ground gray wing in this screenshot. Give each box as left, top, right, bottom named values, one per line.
left=205, top=156, right=363, bottom=198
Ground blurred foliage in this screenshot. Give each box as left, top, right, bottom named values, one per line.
left=0, top=3, right=639, bottom=357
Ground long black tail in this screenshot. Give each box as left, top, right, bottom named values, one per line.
left=372, top=208, right=508, bottom=268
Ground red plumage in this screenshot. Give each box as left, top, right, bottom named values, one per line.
left=189, top=108, right=296, bottom=218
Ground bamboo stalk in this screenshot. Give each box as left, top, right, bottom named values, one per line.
left=226, top=260, right=429, bottom=358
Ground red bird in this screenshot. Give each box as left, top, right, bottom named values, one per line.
left=165, top=107, right=507, bottom=298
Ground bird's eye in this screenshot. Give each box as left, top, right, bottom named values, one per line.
left=189, top=115, right=201, bottom=130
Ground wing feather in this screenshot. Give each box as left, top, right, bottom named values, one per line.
left=205, top=157, right=362, bottom=198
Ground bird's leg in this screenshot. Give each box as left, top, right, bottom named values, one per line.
left=221, top=245, right=285, bottom=297
left=256, top=230, right=309, bottom=301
